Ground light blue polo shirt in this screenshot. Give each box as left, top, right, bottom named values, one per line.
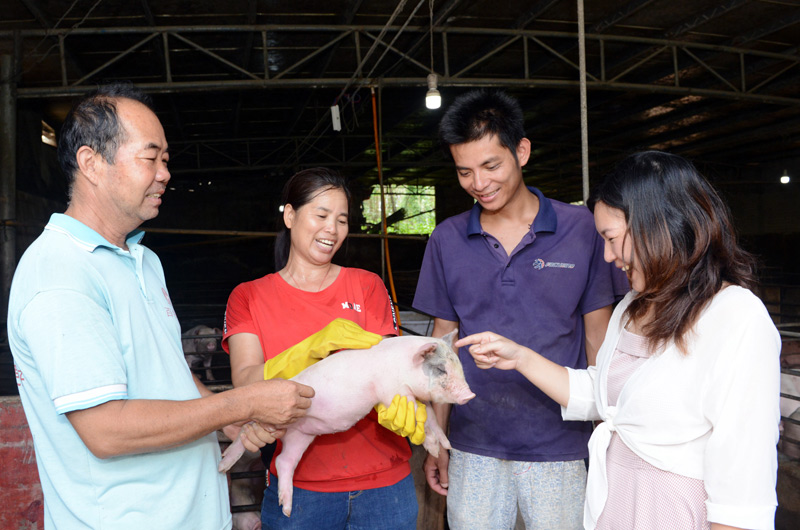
left=8, top=213, right=230, bottom=529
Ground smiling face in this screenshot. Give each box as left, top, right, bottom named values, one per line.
left=594, top=201, right=645, bottom=292
left=95, top=98, right=171, bottom=231
left=450, top=134, right=531, bottom=212
left=284, top=187, right=349, bottom=265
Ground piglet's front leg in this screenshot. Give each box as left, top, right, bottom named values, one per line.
left=219, top=436, right=247, bottom=473
left=421, top=401, right=451, bottom=458
left=274, top=430, right=316, bottom=517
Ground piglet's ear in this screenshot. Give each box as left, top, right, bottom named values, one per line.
left=440, top=328, right=459, bottom=351
left=413, top=343, right=437, bottom=366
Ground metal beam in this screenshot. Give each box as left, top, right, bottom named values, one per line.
left=664, top=0, right=750, bottom=38
left=281, top=0, right=364, bottom=146
left=4, top=24, right=797, bottom=60
left=0, top=55, right=16, bottom=326
left=598, top=0, right=751, bottom=84
left=525, top=0, right=656, bottom=79
left=732, top=8, right=800, bottom=46
left=577, top=0, right=590, bottom=201
left=382, top=0, right=466, bottom=77
left=604, top=6, right=798, bottom=100
left=5, top=23, right=799, bottom=193
left=591, top=0, right=656, bottom=32
left=139, top=0, right=187, bottom=141
left=16, top=74, right=800, bottom=107
left=672, top=112, right=800, bottom=158
left=441, top=0, right=559, bottom=79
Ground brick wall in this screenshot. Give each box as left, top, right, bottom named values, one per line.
left=0, top=396, right=43, bottom=529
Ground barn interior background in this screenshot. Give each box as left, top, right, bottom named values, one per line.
left=1, top=1, right=799, bottom=528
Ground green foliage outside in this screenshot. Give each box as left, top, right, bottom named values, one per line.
left=361, top=184, right=436, bottom=235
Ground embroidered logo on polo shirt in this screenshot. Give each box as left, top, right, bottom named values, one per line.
left=341, top=301, right=363, bottom=313
left=162, top=287, right=174, bottom=317
left=533, top=258, right=575, bottom=270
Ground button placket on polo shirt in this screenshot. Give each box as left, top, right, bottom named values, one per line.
left=116, top=245, right=150, bottom=301
left=501, top=230, right=537, bottom=286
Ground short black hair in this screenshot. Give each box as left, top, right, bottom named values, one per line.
left=57, top=82, right=153, bottom=198
left=438, top=89, right=526, bottom=162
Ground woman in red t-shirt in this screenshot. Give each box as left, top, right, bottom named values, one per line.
left=223, top=167, right=421, bottom=529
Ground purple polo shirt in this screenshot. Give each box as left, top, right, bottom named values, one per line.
left=413, top=187, right=629, bottom=461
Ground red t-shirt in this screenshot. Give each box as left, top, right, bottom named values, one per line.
left=223, top=267, right=410, bottom=491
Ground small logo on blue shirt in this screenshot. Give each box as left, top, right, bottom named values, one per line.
left=533, top=259, right=575, bottom=270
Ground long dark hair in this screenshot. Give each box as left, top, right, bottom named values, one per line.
left=274, top=167, right=352, bottom=270
left=588, top=151, right=757, bottom=353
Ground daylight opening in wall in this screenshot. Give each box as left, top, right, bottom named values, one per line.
left=361, top=184, right=436, bottom=235
left=41, top=120, right=56, bottom=147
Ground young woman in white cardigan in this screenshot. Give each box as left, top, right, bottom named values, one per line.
left=457, top=151, right=781, bottom=530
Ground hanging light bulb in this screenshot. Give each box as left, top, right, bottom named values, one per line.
left=425, top=2, right=440, bottom=110
left=426, top=73, right=441, bottom=110
left=781, top=169, right=790, bottom=184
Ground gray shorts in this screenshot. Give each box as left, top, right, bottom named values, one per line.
left=446, top=449, right=586, bottom=530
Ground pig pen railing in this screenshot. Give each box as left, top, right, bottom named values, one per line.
left=397, top=305, right=435, bottom=337
left=779, top=324, right=800, bottom=461
left=758, top=281, right=800, bottom=461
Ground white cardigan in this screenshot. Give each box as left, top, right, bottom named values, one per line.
left=563, top=286, right=781, bottom=530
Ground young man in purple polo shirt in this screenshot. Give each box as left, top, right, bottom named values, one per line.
left=413, top=89, right=628, bottom=530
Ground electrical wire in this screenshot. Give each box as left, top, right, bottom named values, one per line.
left=370, top=86, right=402, bottom=333
left=429, top=0, right=435, bottom=74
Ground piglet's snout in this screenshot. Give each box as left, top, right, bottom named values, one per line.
left=445, top=377, right=475, bottom=405
left=454, top=389, right=476, bottom=405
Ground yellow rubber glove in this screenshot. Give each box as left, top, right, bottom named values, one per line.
left=264, top=318, right=382, bottom=380
left=375, top=395, right=426, bottom=445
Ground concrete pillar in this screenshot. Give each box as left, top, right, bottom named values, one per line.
left=1, top=54, right=17, bottom=326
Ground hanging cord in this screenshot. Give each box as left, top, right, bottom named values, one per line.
left=370, top=86, right=402, bottom=334
left=429, top=0, right=435, bottom=74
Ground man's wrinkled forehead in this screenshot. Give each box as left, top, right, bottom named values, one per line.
left=116, top=98, right=168, bottom=151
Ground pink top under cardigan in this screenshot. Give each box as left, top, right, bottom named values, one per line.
left=596, top=328, right=710, bottom=530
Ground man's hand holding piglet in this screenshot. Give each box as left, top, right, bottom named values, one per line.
left=247, top=378, right=315, bottom=426
left=222, top=421, right=283, bottom=453
left=216, top=378, right=315, bottom=471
